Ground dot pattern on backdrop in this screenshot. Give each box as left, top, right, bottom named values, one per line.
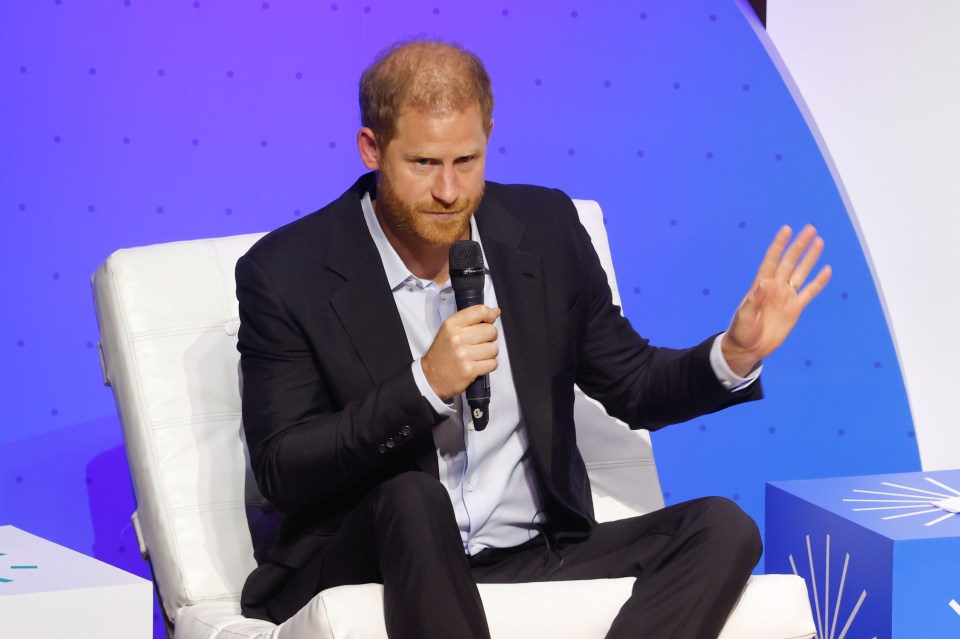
left=1, top=2, right=917, bottom=635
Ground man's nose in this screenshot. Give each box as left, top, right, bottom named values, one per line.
left=432, top=165, right=458, bottom=206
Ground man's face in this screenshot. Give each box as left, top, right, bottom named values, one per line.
left=369, top=105, right=491, bottom=250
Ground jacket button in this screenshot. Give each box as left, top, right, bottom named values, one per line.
left=378, top=444, right=387, bottom=454
left=400, top=425, right=412, bottom=437
left=385, top=439, right=396, bottom=449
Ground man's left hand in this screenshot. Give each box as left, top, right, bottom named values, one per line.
left=722, top=224, right=832, bottom=377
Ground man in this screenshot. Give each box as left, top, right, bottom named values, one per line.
left=236, top=39, right=831, bottom=638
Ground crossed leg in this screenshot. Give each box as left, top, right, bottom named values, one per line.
left=261, top=475, right=760, bottom=639
left=469, top=497, right=762, bottom=639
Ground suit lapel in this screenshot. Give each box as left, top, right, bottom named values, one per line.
left=325, top=179, right=413, bottom=387
left=322, top=178, right=439, bottom=477
left=476, top=196, right=556, bottom=489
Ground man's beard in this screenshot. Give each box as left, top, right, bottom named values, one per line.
left=376, top=170, right=484, bottom=248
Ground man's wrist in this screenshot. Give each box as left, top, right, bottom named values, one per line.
left=712, top=334, right=762, bottom=391
left=719, top=334, right=760, bottom=378
left=412, top=359, right=457, bottom=416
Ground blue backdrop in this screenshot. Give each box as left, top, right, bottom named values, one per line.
left=0, top=1, right=919, bottom=634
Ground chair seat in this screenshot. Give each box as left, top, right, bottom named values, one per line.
left=174, top=575, right=814, bottom=639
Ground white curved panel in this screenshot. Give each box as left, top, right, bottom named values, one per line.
left=767, top=0, right=960, bottom=470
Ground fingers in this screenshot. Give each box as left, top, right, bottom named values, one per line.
left=788, top=235, right=824, bottom=291
left=775, top=224, right=817, bottom=284
left=757, top=224, right=829, bottom=295
left=460, top=323, right=498, bottom=346
left=449, top=304, right=501, bottom=328
left=446, top=307, right=499, bottom=360
left=448, top=305, right=499, bottom=345
left=755, top=225, right=792, bottom=283
left=469, top=346, right=500, bottom=376
left=422, top=306, right=501, bottom=398
left=797, top=265, right=833, bottom=307
left=461, top=340, right=499, bottom=362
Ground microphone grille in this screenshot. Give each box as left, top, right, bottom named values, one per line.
left=449, top=240, right=485, bottom=292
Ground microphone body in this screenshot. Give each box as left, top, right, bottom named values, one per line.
left=449, top=240, right=491, bottom=431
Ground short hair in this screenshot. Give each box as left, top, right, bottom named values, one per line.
left=359, top=38, right=494, bottom=146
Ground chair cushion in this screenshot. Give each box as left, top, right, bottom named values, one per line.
left=175, top=575, right=813, bottom=639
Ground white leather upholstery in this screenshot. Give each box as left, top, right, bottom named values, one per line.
left=172, top=575, right=812, bottom=639
left=92, top=200, right=815, bottom=639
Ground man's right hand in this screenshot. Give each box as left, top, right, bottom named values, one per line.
left=421, top=305, right=501, bottom=400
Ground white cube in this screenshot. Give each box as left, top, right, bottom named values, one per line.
left=0, top=525, right=153, bottom=638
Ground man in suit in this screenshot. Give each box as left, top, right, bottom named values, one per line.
left=236, top=39, right=831, bottom=638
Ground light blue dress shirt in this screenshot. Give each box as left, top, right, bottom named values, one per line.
left=360, top=191, right=759, bottom=555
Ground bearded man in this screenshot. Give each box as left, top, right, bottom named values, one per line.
left=236, top=39, right=830, bottom=639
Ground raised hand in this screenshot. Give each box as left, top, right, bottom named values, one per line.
left=721, top=225, right=832, bottom=377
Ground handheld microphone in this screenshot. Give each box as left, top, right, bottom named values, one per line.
left=449, top=240, right=491, bottom=431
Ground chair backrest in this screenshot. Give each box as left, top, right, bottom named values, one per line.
left=91, top=200, right=663, bottom=623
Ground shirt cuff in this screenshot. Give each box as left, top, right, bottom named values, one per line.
left=412, top=359, right=458, bottom=417
left=710, top=334, right=761, bottom=392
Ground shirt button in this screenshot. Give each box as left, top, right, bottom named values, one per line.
left=440, top=292, right=448, bottom=300
left=467, top=483, right=475, bottom=492
left=467, top=422, right=475, bottom=431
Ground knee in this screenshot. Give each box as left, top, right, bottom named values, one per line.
left=373, top=471, right=453, bottom=523
left=696, top=497, right=763, bottom=564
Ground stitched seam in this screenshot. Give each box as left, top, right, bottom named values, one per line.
left=209, top=241, right=231, bottom=320
left=131, top=323, right=226, bottom=340
left=149, top=412, right=241, bottom=429
left=106, top=255, right=189, bottom=610
left=585, top=459, right=655, bottom=469
left=169, top=501, right=248, bottom=515
left=317, top=592, right=337, bottom=637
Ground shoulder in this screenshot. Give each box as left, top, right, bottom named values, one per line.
left=480, top=181, right=587, bottom=254
left=483, top=181, right=579, bottom=222
left=240, top=174, right=371, bottom=273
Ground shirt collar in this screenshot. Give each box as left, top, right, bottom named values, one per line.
left=360, top=189, right=486, bottom=291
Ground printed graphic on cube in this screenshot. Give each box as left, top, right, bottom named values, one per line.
left=787, top=534, right=875, bottom=639
left=843, top=476, right=960, bottom=527
left=766, top=470, right=960, bottom=638
left=0, top=550, right=38, bottom=584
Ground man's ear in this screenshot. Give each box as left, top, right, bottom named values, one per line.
left=357, top=127, right=381, bottom=170
left=486, top=118, right=494, bottom=143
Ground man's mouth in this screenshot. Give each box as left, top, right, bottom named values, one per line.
left=423, top=210, right=464, bottom=217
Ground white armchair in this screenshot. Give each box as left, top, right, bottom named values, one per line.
left=92, top=200, right=815, bottom=639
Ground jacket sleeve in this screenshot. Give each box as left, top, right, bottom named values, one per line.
left=567, top=201, right=762, bottom=430
left=235, top=253, right=443, bottom=514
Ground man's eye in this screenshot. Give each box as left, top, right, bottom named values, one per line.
left=415, top=159, right=430, bottom=166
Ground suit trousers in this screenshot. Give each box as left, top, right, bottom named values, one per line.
left=274, top=471, right=762, bottom=639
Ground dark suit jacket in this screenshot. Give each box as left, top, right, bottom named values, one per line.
left=236, top=173, right=761, bottom=621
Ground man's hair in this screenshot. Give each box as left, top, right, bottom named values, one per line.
left=359, top=38, right=494, bottom=146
